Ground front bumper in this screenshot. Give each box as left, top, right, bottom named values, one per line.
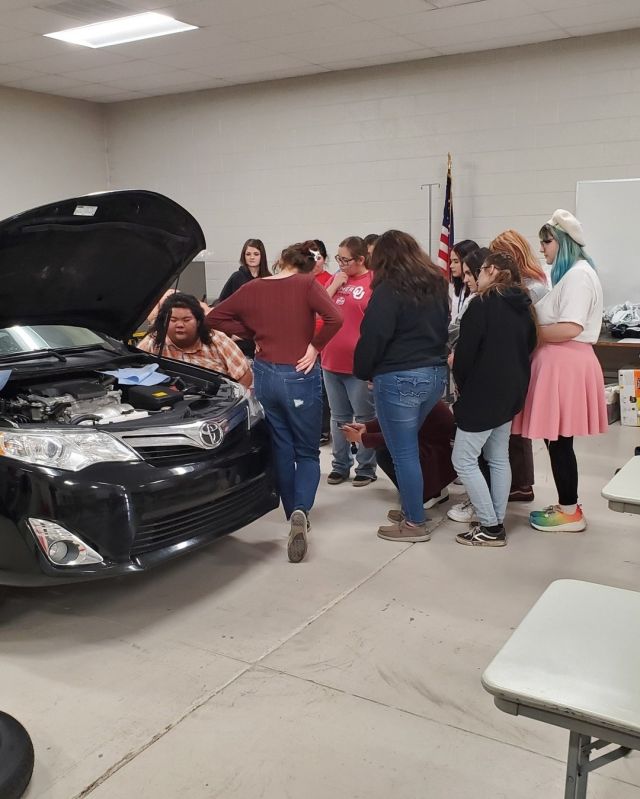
left=0, top=421, right=278, bottom=586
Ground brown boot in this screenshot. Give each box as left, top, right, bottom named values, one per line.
left=377, top=519, right=431, bottom=543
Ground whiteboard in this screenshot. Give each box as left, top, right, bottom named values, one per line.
left=576, top=179, right=640, bottom=307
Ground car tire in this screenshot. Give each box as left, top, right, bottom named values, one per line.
left=0, top=712, right=34, bottom=799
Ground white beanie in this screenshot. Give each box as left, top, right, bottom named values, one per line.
left=545, top=209, right=586, bottom=247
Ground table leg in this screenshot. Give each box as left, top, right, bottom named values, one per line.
left=565, top=731, right=590, bottom=798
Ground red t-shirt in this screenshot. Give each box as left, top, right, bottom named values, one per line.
left=314, top=270, right=333, bottom=340
left=321, top=270, right=373, bottom=374
left=314, top=270, right=333, bottom=288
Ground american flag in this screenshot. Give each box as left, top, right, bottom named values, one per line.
left=437, top=154, right=454, bottom=278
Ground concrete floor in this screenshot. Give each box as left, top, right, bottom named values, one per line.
left=3, top=424, right=640, bottom=799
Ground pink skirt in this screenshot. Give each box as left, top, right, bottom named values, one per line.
left=512, top=340, right=608, bottom=441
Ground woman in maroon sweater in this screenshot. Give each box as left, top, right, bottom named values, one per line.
left=207, top=241, right=342, bottom=564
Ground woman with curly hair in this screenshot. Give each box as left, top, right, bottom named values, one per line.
left=354, top=230, right=449, bottom=543
left=138, top=292, right=252, bottom=387
left=488, top=228, right=550, bottom=504
left=489, top=229, right=548, bottom=304
left=452, top=251, right=537, bottom=547
left=208, top=241, right=343, bottom=563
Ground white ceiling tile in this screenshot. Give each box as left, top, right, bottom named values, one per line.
left=0, top=23, right=22, bottom=40
left=406, top=13, right=560, bottom=47
left=545, top=0, right=640, bottom=26
left=148, top=41, right=274, bottom=69
left=0, top=33, right=74, bottom=64
left=5, top=72, right=91, bottom=90
left=564, top=18, right=640, bottom=35
left=0, top=5, right=97, bottom=34
left=102, top=67, right=214, bottom=90
left=212, top=3, right=364, bottom=41
left=523, top=0, right=604, bottom=9
left=319, top=48, right=439, bottom=71
left=18, top=48, right=130, bottom=74
left=435, top=28, right=570, bottom=53
left=305, top=35, right=428, bottom=65
left=332, top=0, right=435, bottom=19
left=378, top=0, right=535, bottom=35
left=151, top=0, right=326, bottom=25
left=0, top=63, right=43, bottom=81
left=196, top=54, right=316, bottom=79
left=64, top=58, right=169, bottom=81
left=260, top=21, right=394, bottom=56
left=132, top=77, right=230, bottom=96
left=0, top=0, right=634, bottom=102
left=44, top=82, right=143, bottom=100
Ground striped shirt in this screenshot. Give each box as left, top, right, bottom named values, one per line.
left=137, top=330, right=250, bottom=382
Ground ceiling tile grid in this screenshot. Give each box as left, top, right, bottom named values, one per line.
left=0, top=0, right=636, bottom=102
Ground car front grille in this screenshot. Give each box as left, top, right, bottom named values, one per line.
left=133, top=424, right=246, bottom=467
left=131, top=477, right=274, bottom=556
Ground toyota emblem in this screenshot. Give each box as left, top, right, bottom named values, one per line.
left=199, top=422, right=223, bottom=448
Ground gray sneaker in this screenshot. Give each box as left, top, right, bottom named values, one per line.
left=287, top=510, right=308, bottom=563
left=377, top=519, right=431, bottom=543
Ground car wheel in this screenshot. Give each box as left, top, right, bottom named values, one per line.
left=0, top=712, right=34, bottom=799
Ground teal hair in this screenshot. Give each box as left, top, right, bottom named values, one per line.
left=539, top=224, right=596, bottom=286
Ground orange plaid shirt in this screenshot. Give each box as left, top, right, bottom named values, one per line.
left=138, top=331, right=250, bottom=382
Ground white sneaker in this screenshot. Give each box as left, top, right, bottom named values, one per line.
left=424, top=489, right=449, bottom=510
left=447, top=499, right=477, bottom=523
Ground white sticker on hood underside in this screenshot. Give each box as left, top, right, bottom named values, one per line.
left=74, top=205, right=98, bottom=216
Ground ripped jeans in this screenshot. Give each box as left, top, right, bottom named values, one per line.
left=253, top=358, right=323, bottom=519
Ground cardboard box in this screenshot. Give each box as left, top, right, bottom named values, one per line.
left=604, top=384, right=620, bottom=424
left=619, top=369, right=640, bottom=426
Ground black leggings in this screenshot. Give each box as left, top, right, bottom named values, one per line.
left=545, top=436, right=578, bottom=506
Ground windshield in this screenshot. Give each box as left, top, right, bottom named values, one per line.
left=0, top=326, right=106, bottom=356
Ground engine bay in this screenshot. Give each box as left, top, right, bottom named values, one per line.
left=0, top=367, right=240, bottom=428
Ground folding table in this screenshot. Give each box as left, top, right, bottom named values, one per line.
left=482, top=580, right=640, bottom=798
left=602, top=455, right=640, bottom=515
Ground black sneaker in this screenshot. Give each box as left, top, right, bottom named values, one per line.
left=352, top=475, right=377, bottom=487
left=456, top=524, right=506, bottom=547
left=319, top=433, right=330, bottom=446
left=327, top=471, right=348, bottom=485
left=287, top=510, right=308, bottom=563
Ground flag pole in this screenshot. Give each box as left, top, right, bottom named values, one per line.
left=420, top=182, right=440, bottom=255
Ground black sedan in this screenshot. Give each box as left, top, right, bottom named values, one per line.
left=0, top=190, right=278, bottom=585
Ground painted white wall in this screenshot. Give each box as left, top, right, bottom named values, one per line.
left=104, top=29, right=640, bottom=299
left=0, top=87, right=107, bottom=221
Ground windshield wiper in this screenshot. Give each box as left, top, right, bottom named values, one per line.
left=0, top=349, right=67, bottom=364
left=57, top=344, right=117, bottom=355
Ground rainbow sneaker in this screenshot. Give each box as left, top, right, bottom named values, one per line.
left=529, top=505, right=586, bottom=533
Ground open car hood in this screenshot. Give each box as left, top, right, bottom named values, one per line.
left=0, top=190, right=205, bottom=339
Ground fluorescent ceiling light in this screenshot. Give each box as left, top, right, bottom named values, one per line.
left=44, top=12, right=198, bottom=49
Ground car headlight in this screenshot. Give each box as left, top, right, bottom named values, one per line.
left=0, top=430, right=140, bottom=472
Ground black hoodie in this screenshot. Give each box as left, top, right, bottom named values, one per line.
left=453, top=287, right=537, bottom=432
left=219, top=264, right=254, bottom=302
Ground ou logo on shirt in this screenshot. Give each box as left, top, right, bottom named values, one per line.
left=352, top=286, right=365, bottom=300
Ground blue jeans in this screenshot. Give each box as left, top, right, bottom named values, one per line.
left=373, top=366, right=447, bottom=524
left=322, top=370, right=377, bottom=478
left=253, top=359, right=322, bottom=519
left=452, top=422, right=512, bottom=527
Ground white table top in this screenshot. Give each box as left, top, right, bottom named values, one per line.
left=482, top=580, right=640, bottom=737
left=602, top=456, right=640, bottom=507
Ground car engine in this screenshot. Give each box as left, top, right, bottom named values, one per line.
left=1, top=377, right=151, bottom=425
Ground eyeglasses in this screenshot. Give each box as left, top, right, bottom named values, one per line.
left=478, top=265, right=490, bottom=272
left=540, top=238, right=554, bottom=245
left=335, top=256, right=356, bottom=265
